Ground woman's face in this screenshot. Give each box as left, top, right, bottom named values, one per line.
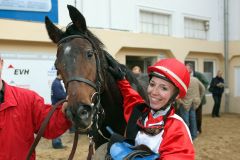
left=147, top=76, right=176, bottom=110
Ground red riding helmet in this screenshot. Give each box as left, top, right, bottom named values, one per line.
left=148, top=58, right=190, bottom=98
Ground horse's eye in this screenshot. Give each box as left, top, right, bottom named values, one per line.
left=87, top=50, right=93, bottom=58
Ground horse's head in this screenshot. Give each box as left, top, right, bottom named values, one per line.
left=45, top=5, right=105, bottom=131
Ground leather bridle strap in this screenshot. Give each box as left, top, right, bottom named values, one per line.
left=66, top=76, right=97, bottom=90
left=59, top=34, right=102, bottom=93
left=26, top=99, right=74, bottom=160
left=57, top=35, right=85, bottom=46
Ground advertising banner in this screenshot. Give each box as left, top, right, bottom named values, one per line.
left=1, top=53, right=57, bottom=104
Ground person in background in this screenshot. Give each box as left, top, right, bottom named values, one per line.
left=0, top=56, right=71, bottom=160
left=104, top=57, right=194, bottom=159
left=131, top=65, right=150, bottom=94
left=132, top=65, right=142, bottom=77
left=177, top=66, right=205, bottom=140
left=51, top=71, right=67, bottom=149
left=185, top=63, right=209, bottom=133
left=210, top=70, right=224, bottom=117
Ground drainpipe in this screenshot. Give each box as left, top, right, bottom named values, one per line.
left=224, top=0, right=229, bottom=112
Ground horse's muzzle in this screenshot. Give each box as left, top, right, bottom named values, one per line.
left=66, top=104, right=93, bottom=130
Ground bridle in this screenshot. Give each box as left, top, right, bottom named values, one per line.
left=26, top=34, right=106, bottom=160
left=57, top=34, right=102, bottom=92
left=58, top=34, right=106, bottom=135
left=58, top=34, right=106, bottom=159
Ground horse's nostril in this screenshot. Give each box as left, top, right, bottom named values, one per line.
left=77, top=108, right=89, bottom=119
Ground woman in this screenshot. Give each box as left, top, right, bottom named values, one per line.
left=105, top=57, right=194, bottom=160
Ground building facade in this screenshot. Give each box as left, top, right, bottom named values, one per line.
left=0, top=0, right=240, bottom=113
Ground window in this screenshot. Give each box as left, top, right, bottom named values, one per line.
left=140, top=11, right=170, bottom=35
left=184, top=18, right=209, bottom=39
left=203, top=61, right=214, bottom=84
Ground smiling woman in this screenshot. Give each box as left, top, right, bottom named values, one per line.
left=147, top=76, right=177, bottom=111
left=103, top=57, right=194, bottom=159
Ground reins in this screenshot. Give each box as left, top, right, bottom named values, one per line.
left=26, top=99, right=81, bottom=160
left=26, top=99, right=74, bottom=160
left=68, top=129, right=80, bottom=160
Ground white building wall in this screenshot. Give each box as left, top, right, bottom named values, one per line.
left=228, top=0, right=240, bottom=40
left=135, top=0, right=224, bottom=40
left=81, top=0, right=110, bottom=29
left=58, top=0, right=76, bottom=26
left=58, top=0, right=225, bottom=41
left=110, top=0, right=135, bottom=31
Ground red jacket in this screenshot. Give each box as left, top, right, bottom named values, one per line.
left=117, top=79, right=195, bottom=160
left=0, top=82, right=71, bottom=160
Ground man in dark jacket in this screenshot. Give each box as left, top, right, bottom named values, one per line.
left=210, top=70, right=224, bottom=117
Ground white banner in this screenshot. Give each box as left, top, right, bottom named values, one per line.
left=2, top=53, right=56, bottom=104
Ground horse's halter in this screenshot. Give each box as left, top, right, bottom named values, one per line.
left=57, top=34, right=103, bottom=131
left=58, top=35, right=102, bottom=91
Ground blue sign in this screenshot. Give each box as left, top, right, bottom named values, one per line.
left=0, top=0, right=58, bottom=23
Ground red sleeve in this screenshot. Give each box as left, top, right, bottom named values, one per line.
left=32, top=93, right=71, bottom=139
left=159, top=117, right=195, bottom=160
left=117, top=79, right=145, bottom=122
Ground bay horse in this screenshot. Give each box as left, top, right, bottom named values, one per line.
left=45, top=5, right=147, bottom=149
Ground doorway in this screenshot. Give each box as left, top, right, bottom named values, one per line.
left=126, top=56, right=157, bottom=73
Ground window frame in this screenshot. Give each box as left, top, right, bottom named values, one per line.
left=184, top=17, right=209, bottom=40
left=139, top=9, right=171, bottom=36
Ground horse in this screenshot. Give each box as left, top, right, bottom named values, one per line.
left=45, top=5, right=148, bottom=150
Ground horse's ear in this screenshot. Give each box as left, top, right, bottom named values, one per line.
left=45, top=16, right=63, bottom=43
left=67, top=5, right=87, bottom=32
